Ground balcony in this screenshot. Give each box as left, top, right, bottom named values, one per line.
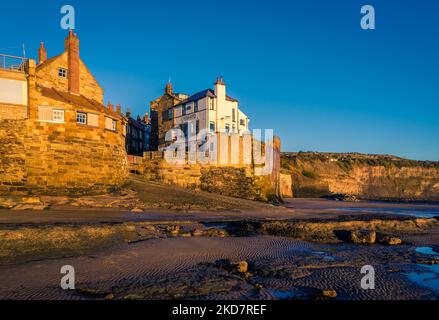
left=0, top=54, right=28, bottom=73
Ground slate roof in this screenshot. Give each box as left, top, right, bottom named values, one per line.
left=174, top=89, right=238, bottom=107
left=39, top=87, right=122, bottom=118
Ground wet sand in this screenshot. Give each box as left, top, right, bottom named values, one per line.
left=0, top=235, right=437, bottom=300
left=0, top=198, right=438, bottom=300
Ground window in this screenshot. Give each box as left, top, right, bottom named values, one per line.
left=186, top=104, right=192, bottom=112
left=225, top=124, right=230, bottom=133
left=240, top=119, right=245, bottom=126
left=209, top=121, right=215, bottom=133
left=88, top=113, right=99, bottom=127
left=209, top=98, right=215, bottom=110
left=58, top=68, right=67, bottom=78
left=105, top=117, right=117, bottom=131
left=76, top=112, right=87, bottom=124
left=232, top=124, right=236, bottom=132
left=232, top=109, right=236, bottom=122
left=52, top=109, right=65, bottom=122
left=196, top=120, right=200, bottom=134
left=167, top=108, right=173, bottom=120
left=194, top=101, right=198, bottom=112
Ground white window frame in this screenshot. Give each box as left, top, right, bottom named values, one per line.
left=76, top=112, right=87, bottom=125
left=58, top=67, right=67, bottom=78
left=52, top=109, right=65, bottom=123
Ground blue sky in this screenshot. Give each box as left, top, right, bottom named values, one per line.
left=1, top=0, right=438, bottom=160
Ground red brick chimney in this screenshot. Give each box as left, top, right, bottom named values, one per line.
left=38, top=42, right=47, bottom=65
left=64, top=30, right=80, bottom=95
left=107, top=102, right=114, bottom=112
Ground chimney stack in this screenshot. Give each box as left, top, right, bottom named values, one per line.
left=214, top=76, right=226, bottom=102
left=107, top=102, right=114, bottom=112
left=64, top=30, right=80, bottom=95
left=126, top=108, right=132, bottom=118
left=116, top=104, right=121, bottom=113
left=144, top=112, right=149, bottom=124
left=165, top=80, right=174, bottom=95
left=38, top=42, right=47, bottom=65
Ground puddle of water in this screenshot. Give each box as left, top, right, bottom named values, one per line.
left=405, top=247, right=439, bottom=292
left=406, top=265, right=439, bottom=292
left=332, top=207, right=439, bottom=218
left=268, top=289, right=298, bottom=300
left=416, top=247, right=439, bottom=256
left=312, top=251, right=336, bottom=261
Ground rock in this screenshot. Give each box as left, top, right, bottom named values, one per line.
left=105, top=293, right=114, bottom=300
left=21, top=197, right=41, bottom=204
left=191, top=229, right=204, bottom=237
left=377, top=233, right=402, bottom=245
left=166, top=225, right=180, bottom=236
left=180, top=232, right=192, bottom=237
left=130, top=208, right=144, bottom=213
left=12, top=204, right=49, bottom=211
left=0, top=198, right=17, bottom=209
left=202, top=228, right=229, bottom=237
left=350, top=230, right=376, bottom=244
left=321, top=290, right=337, bottom=298
left=236, top=261, right=248, bottom=273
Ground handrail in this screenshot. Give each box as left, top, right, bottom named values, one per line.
left=0, top=54, right=28, bottom=72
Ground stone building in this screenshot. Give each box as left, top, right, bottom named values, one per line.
left=125, top=111, right=151, bottom=156
left=150, top=77, right=250, bottom=151
left=150, top=81, right=188, bottom=151
left=0, top=31, right=128, bottom=195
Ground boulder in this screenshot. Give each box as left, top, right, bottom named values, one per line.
left=236, top=261, right=248, bottom=273
left=350, top=230, right=376, bottom=244
left=191, top=229, right=204, bottom=237
left=377, top=233, right=402, bottom=245
left=321, top=290, right=337, bottom=298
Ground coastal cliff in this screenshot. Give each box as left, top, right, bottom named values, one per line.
left=281, top=152, right=439, bottom=201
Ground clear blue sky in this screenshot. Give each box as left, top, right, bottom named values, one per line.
left=1, top=0, right=438, bottom=160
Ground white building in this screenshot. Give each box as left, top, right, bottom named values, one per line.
left=172, top=77, right=250, bottom=141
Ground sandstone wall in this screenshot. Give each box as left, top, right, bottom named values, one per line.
left=0, top=120, right=27, bottom=195
left=136, top=136, right=282, bottom=202
left=0, top=103, right=27, bottom=120
left=280, top=173, right=293, bottom=198
left=36, top=52, right=104, bottom=104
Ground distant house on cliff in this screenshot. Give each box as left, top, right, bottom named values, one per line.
left=150, top=77, right=250, bottom=151
left=0, top=31, right=128, bottom=195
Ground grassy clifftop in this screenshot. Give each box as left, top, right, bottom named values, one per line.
left=281, top=152, right=439, bottom=201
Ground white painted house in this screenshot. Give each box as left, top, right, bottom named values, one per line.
left=172, top=77, right=250, bottom=141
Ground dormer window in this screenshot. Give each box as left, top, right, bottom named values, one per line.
left=58, top=67, right=67, bottom=78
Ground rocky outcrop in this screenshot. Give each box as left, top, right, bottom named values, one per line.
left=281, top=152, right=439, bottom=201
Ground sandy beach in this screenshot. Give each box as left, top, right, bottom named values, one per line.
left=1, top=192, right=439, bottom=300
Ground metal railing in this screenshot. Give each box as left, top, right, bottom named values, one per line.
left=0, top=54, right=28, bottom=72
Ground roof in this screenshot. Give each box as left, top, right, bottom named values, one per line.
left=39, top=87, right=122, bottom=119
left=128, top=116, right=149, bottom=131
left=175, top=89, right=238, bottom=107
